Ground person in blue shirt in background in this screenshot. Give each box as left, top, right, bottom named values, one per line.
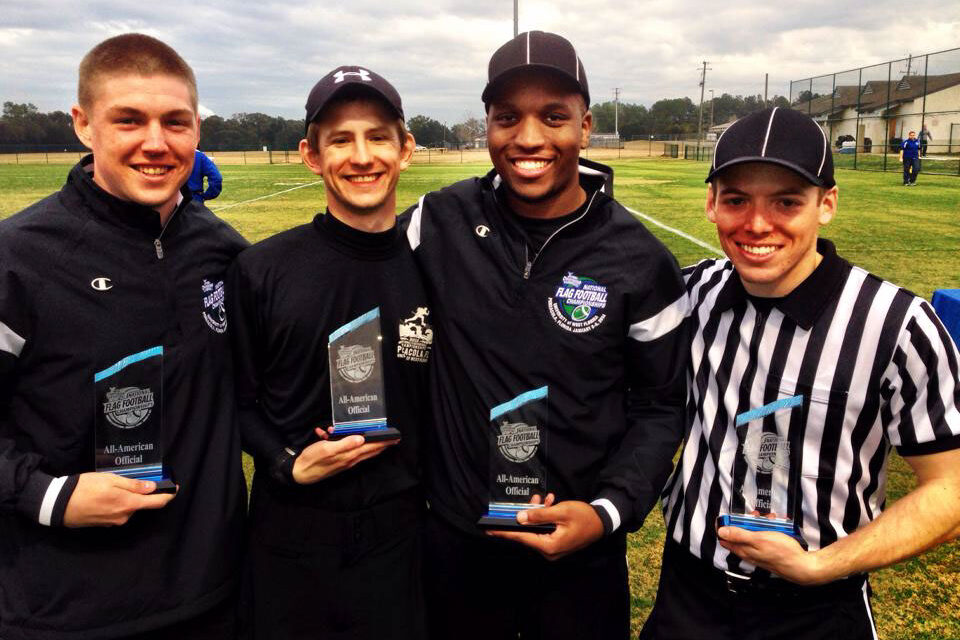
left=899, top=130, right=921, bottom=186
left=189, top=149, right=223, bottom=201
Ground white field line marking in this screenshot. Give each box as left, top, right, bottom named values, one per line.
left=209, top=181, right=323, bottom=212
left=623, top=205, right=722, bottom=256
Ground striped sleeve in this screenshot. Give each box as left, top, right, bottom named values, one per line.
left=883, top=299, right=960, bottom=455
left=593, top=245, right=689, bottom=533
left=0, top=251, right=77, bottom=525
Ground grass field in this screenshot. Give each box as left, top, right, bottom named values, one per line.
left=1, top=159, right=958, bottom=638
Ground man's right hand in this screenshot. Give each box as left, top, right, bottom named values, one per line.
left=291, top=429, right=396, bottom=485
left=63, top=472, right=177, bottom=527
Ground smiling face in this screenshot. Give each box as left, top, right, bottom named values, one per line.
left=706, top=162, right=838, bottom=298
left=300, top=98, right=413, bottom=231
left=71, top=73, right=199, bottom=220
left=485, top=71, right=592, bottom=218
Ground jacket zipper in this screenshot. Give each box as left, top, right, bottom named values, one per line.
left=154, top=202, right=182, bottom=260
left=521, top=188, right=600, bottom=280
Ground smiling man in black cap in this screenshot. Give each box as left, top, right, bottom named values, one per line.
left=405, top=31, right=688, bottom=639
left=228, top=66, right=430, bottom=639
left=643, top=107, right=960, bottom=639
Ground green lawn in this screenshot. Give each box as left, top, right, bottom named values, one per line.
left=1, top=159, right=958, bottom=638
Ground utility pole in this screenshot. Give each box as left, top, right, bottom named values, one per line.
left=764, top=73, right=769, bottom=107
left=697, top=61, right=711, bottom=152
left=514, top=0, right=518, bottom=37
left=613, top=88, right=621, bottom=137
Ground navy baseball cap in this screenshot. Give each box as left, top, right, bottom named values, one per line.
left=481, top=31, right=590, bottom=108
left=304, top=66, right=404, bottom=134
left=706, top=107, right=835, bottom=188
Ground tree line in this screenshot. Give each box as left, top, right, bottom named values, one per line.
left=1, top=93, right=790, bottom=152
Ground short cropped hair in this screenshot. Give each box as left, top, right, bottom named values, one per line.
left=78, top=33, right=198, bottom=110
left=306, top=92, right=408, bottom=153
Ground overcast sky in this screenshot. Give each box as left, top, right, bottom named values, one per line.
left=2, top=1, right=958, bottom=125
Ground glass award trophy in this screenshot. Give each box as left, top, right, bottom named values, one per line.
left=717, top=395, right=806, bottom=547
left=328, top=307, right=399, bottom=442
left=477, top=386, right=556, bottom=533
left=94, top=346, right=175, bottom=493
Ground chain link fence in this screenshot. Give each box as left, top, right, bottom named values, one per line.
left=790, top=47, right=960, bottom=176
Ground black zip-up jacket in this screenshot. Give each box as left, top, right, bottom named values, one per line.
left=0, top=157, right=248, bottom=640
left=228, top=212, right=431, bottom=510
left=404, top=159, right=688, bottom=537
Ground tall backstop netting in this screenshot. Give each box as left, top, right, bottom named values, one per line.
left=790, top=48, right=960, bottom=176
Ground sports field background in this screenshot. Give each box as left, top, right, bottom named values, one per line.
left=1, top=158, right=958, bottom=638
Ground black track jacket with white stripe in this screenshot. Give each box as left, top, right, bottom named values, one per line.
left=404, top=159, right=688, bottom=537
left=663, top=239, right=960, bottom=574
left=0, top=157, right=248, bottom=639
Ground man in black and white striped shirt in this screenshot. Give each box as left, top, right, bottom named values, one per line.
left=642, top=107, right=960, bottom=639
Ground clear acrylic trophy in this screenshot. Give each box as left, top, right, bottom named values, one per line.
left=477, top=386, right=555, bottom=533
left=717, top=394, right=806, bottom=546
left=94, top=346, right=175, bottom=493
left=328, top=307, right=399, bottom=442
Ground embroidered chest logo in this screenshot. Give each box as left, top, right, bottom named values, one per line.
left=91, top=277, right=113, bottom=291
left=548, top=272, right=608, bottom=333
left=102, top=386, right=155, bottom=429
left=496, top=421, right=540, bottom=463
left=336, top=345, right=377, bottom=383
left=742, top=431, right=791, bottom=474
left=397, top=306, right=433, bottom=363
left=202, top=279, right=228, bottom=334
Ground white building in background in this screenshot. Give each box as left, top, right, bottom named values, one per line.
left=794, top=73, right=960, bottom=153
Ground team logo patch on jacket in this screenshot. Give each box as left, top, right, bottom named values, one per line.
left=548, top=272, right=608, bottom=333
left=397, top=307, right=433, bottom=363
left=103, top=386, right=155, bottom=429
left=496, top=421, right=540, bottom=463
left=202, top=279, right=228, bottom=334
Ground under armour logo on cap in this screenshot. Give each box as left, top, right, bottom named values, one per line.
left=333, top=69, right=371, bottom=83
left=304, top=65, right=404, bottom=133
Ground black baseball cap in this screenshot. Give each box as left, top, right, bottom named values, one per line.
left=481, top=31, right=590, bottom=108
left=706, top=107, right=835, bottom=188
left=304, top=66, right=404, bottom=134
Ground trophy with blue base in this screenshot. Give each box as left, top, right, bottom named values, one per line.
left=94, top=346, right=176, bottom=493
left=328, top=307, right=399, bottom=442
left=477, top=386, right=556, bottom=533
left=717, top=394, right=807, bottom=548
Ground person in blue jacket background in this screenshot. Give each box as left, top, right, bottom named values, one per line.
left=899, top=130, right=921, bottom=186
left=189, top=149, right=223, bottom=201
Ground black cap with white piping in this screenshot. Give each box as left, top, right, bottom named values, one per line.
left=481, top=31, right=590, bottom=108
left=706, top=107, right=835, bottom=188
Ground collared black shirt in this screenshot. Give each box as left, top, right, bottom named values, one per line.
left=664, top=238, right=960, bottom=573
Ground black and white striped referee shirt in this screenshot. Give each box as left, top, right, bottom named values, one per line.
left=662, top=238, right=960, bottom=573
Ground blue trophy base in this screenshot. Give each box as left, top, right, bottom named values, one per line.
left=329, top=426, right=401, bottom=442
left=716, top=515, right=807, bottom=548
left=477, top=503, right=557, bottom=533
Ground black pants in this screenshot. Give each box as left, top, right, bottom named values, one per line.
left=122, top=596, right=237, bottom=640
left=423, top=510, right=630, bottom=640
left=640, top=541, right=878, bottom=640
left=903, top=157, right=920, bottom=184
left=243, top=487, right=424, bottom=640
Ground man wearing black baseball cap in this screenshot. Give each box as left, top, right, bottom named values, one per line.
left=228, top=66, right=430, bottom=639
left=642, top=106, right=960, bottom=639
left=405, top=31, right=688, bottom=639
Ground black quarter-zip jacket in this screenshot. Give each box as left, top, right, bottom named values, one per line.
left=404, top=159, right=689, bottom=538
left=0, top=156, right=248, bottom=639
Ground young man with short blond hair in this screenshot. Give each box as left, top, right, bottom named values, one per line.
left=0, top=33, right=247, bottom=639
left=228, top=67, right=430, bottom=640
